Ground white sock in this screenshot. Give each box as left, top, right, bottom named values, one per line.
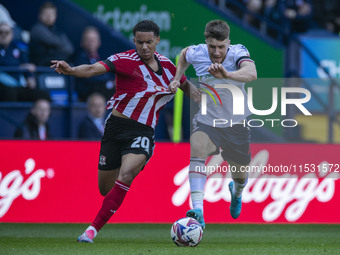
left=192, top=192, right=204, bottom=213
left=86, top=226, right=97, bottom=238
left=233, top=179, right=248, bottom=198
left=189, top=158, right=207, bottom=213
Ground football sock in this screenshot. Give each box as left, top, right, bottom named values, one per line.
left=189, top=158, right=207, bottom=213
left=233, top=179, right=248, bottom=198
left=192, top=199, right=204, bottom=213
left=91, top=180, right=130, bottom=232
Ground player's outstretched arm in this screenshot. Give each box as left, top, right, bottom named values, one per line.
left=50, top=61, right=107, bottom=78
left=169, top=47, right=190, bottom=93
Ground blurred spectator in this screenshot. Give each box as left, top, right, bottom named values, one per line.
left=313, top=0, right=340, bottom=34
left=0, top=4, right=16, bottom=31
left=0, top=4, right=28, bottom=42
left=30, top=1, right=74, bottom=66
left=279, top=0, right=314, bottom=34
left=78, top=93, right=107, bottom=140
left=263, top=0, right=278, bottom=20
left=243, top=0, right=263, bottom=28
left=14, top=98, right=52, bottom=140
left=73, top=26, right=115, bottom=102
left=260, top=0, right=281, bottom=36
left=0, top=22, right=50, bottom=101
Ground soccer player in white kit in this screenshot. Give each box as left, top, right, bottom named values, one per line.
left=169, top=20, right=257, bottom=228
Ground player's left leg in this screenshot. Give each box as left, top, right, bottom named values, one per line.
left=220, top=123, right=251, bottom=219
left=186, top=131, right=217, bottom=229
left=78, top=167, right=120, bottom=243
left=91, top=153, right=146, bottom=231
left=228, top=161, right=248, bottom=219
left=78, top=153, right=146, bottom=243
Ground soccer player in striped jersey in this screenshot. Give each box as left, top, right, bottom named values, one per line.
left=169, top=20, right=257, bottom=228
left=51, top=20, right=199, bottom=243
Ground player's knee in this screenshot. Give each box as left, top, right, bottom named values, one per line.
left=190, top=140, right=207, bottom=158
left=118, top=172, right=137, bottom=186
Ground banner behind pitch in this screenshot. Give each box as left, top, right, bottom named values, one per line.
left=0, top=141, right=339, bottom=223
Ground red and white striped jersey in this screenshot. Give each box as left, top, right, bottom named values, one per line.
left=99, top=50, right=186, bottom=129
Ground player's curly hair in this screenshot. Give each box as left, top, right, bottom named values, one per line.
left=204, top=20, right=230, bottom=41
left=133, top=20, right=160, bottom=37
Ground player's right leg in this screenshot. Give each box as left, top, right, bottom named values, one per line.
left=78, top=154, right=146, bottom=243
left=78, top=114, right=155, bottom=243
left=186, top=131, right=217, bottom=229
left=77, top=168, right=120, bottom=243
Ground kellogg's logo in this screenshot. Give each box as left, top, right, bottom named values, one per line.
left=172, top=150, right=340, bottom=222
left=0, top=158, right=54, bottom=218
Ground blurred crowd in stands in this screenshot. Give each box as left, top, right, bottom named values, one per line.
left=0, top=1, right=112, bottom=139
left=0, top=1, right=115, bottom=105
left=209, top=0, right=340, bottom=41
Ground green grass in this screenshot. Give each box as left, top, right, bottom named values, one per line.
left=0, top=223, right=339, bottom=255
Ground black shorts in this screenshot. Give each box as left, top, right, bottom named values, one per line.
left=98, top=114, right=155, bottom=170
left=193, top=121, right=251, bottom=165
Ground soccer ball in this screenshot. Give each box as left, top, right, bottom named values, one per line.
left=170, top=217, right=203, bottom=247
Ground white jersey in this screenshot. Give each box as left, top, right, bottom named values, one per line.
left=185, top=44, right=254, bottom=127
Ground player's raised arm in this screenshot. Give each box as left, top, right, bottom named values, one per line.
left=169, top=47, right=190, bottom=93
left=50, top=60, right=107, bottom=78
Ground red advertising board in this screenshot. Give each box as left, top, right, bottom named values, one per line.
left=0, top=141, right=339, bottom=223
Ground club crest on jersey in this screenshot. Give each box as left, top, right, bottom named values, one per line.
left=99, top=155, right=106, bottom=165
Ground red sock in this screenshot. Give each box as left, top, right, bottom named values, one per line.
left=91, top=180, right=130, bottom=232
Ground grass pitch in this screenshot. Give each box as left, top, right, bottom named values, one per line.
left=0, top=223, right=339, bottom=255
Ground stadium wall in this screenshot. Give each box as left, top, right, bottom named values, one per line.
left=1, top=141, right=339, bottom=224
